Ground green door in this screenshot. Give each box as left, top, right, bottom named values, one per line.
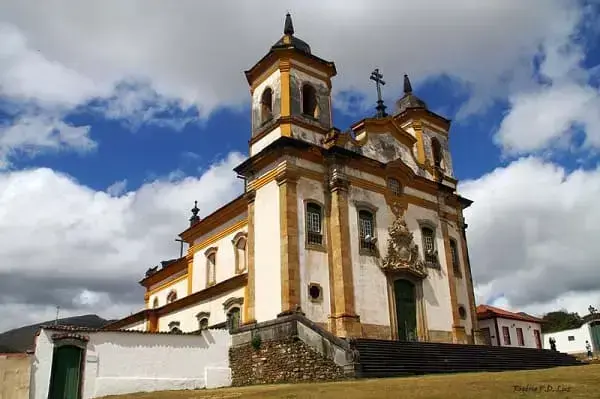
left=591, top=322, right=600, bottom=353
left=394, top=279, right=417, bottom=341
left=48, top=345, right=83, bottom=399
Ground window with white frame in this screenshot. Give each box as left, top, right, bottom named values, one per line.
left=421, top=226, right=438, bottom=265
left=358, top=209, right=376, bottom=253
left=387, top=178, right=402, bottom=196
left=306, top=202, right=323, bottom=246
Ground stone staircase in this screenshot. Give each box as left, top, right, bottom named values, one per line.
left=353, top=339, right=584, bottom=378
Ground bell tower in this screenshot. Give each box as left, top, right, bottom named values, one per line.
left=393, top=74, right=455, bottom=186
left=244, top=13, right=337, bottom=156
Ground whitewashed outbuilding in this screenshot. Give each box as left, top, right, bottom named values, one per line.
left=477, top=305, right=544, bottom=349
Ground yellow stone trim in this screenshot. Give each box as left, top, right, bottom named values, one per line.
left=440, top=219, right=462, bottom=343
left=280, top=59, right=291, bottom=117
left=243, top=195, right=256, bottom=324
left=188, top=219, right=248, bottom=255
left=412, top=121, right=427, bottom=165
left=186, top=253, right=194, bottom=295
left=147, top=273, right=188, bottom=297
left=458, top=215, right=480, bottom=343
left=247, top=163, right=286, bottom=191
left=278, top=172, right=301, bottom=313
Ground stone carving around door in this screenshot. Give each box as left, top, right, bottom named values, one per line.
left=381, top=202, right=427, bottom=279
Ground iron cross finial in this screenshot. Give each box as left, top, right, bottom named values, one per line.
left=370, top=68, right=387, bottom=118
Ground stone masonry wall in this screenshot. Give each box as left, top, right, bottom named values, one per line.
left=229, top=337, right=347, bottom=386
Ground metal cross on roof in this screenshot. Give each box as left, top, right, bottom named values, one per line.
left=370, top=68, right=387, bottom=118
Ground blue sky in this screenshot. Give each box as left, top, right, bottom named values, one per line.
left=1, top=0, right=600, bottom=332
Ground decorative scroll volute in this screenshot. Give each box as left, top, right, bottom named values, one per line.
left=381, top=202, right=427, bottom=279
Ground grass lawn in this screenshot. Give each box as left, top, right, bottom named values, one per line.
left=102, top=364, right=600, bottom=399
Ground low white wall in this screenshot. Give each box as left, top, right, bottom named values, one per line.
left=544, top=325, right=591, bottom=354
left=31, top=327, right=232, bottom=399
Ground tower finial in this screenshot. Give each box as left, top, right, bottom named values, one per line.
left=189, top=200, right=200, bottom=226
left=370, top=68, right=388, bottom=118
left=403, top=74, right=413, bottom=94
left=284, top=12, right=294, bottom=35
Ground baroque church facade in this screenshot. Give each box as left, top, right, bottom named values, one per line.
left=108, top=14, right=483, bottom=345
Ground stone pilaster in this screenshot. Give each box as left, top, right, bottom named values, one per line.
left=243, top=189, right=257, bottom=325
left=440, top=215, right=465, bottom=343
left=327, top=166, right=361, bottom=338
left=147, top=310, right=158, bottom=333
left=459, top=216, right=484, bottom=344
left=277, top=169, right=301, bottom=313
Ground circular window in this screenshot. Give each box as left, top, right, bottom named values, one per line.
left=309, top=284, right=322, bottom=301
left=458, top=306, right=467, bottom=320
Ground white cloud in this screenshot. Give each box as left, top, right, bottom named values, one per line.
left=494, top=4, right=600, bottom=155
left=0, top=1, right=587, bottom=118
left=0, top=112, right=95, bottom=169
left=0, top=151, right=244, bottom=332
left=461, top=157, right=600, bottom=317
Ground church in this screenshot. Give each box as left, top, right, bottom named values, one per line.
left=107, top=13, right=483, bottom=345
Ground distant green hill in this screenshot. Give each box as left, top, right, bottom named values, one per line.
left=0, top=314, right=115, bottom=353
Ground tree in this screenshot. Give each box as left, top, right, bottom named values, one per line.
left=541, top=310, right=583, bottom=333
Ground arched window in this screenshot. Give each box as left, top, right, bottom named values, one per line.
left=196, top=311, right=210, bottom=331
left=260, top=87, right=273, bottom=124
left=387, top=178, right=402, bottom=196
left=226, top=307, right=241, bottom=332
left=167, top=290, right=177, bottom=304
left=168, top=321, right=182, bottom=333
left=449, top=239, right=461, bottom=277
left=421, top=226, right=437, bottom=265
left=431, top=138, right=443, bottom=169
left=306, top=202, right=323, bottom=246
left=302, top=84, right=318, bottom=118
left=358, top=209, right=376, bottom=253
left=458, top=305, right=467, bottom=320
left=152, top=297, right=159, bottom=308
left=205, top=248, right=217, bottom=287
left=199, top=318, right=209, bottom=330
left=232, top=234, right=247, bottom=274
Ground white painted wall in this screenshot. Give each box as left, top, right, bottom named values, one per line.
left=345, top=184, right=455, bottom=334
left=191, top=222, right=247, bottom=293
left=296, top=177, right=331, bottom=324
left=149, top=276, right=188, bottom=309
left=31, top=328, right=232, bottom=399
left=251, top=126, right=282, bottom=156
left=479, top=317, right=543, bottom=349
left=407, top=204, right=453, bottom=332
left=496, top=317, right=543, bottom=349
left=158, top=286, right=246, bottom=332
left=253, top=180, right=282, bottom=322
left=478, top=319, right=499, bottom=346
left=123, top=320, right=146, bottom=332
left=291, top=125, right=323, bottom=148
left=544, top=324, right=592, bottom=354
left=347, top=186, right=390, bottom=328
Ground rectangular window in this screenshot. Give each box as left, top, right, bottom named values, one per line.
left=387, top=178, right=402, bottom=196
left=516, top=328, right=525, bottom=346
left=358, top=210, right=376, bottom=252
left=421, top=227, right=437, bottom=265
left=502, top=326, right=511, bottom=345
left=450, top=239, right=461, bottom=277
left=568, top=335, right=575, bottom=341
left=306, top=203, right=323, bottom=246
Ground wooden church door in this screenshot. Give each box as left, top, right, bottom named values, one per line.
left=394, top=279, right=417, bottom=341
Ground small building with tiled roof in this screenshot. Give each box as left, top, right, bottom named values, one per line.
left=476, top=304, right=544, bottom=349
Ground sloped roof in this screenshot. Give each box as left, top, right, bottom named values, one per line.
left=477, top=304, right=545, bottom=323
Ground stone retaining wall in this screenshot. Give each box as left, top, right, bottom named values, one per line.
left=229, top=337, right=347, bottom=386
left=229, top=312, right=358, bottom=386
